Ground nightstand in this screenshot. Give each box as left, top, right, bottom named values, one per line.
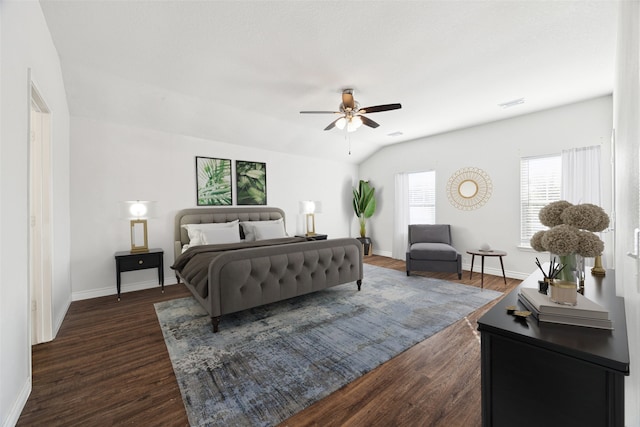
left=114, top=248, right=164, bottom=300
left=297, top=234, right=328, bottom=241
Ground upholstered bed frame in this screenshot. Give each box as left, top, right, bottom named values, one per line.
left=173, top=207, right=363, bottom=332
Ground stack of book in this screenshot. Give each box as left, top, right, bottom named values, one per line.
left=518, top=287, right=613, bottom=330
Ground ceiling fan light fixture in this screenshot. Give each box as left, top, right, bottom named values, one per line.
left=347, top=116, right=363, bottom=132
left=335, top=117, right=347, bottom=130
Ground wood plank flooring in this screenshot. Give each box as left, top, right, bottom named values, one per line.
left=18, top=256, right=520, bottom=427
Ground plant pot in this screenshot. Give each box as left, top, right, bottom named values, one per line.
left=356, top=237, right=372, bottom=256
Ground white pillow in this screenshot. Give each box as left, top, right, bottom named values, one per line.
left=240, top=218, right=283, bottom=241
left=201, top=225, right=241, bottom=245
left=182, top=220, right=240, bottom=246
left=182, top=227, right=204, bottom=246
left=253, top=221, right=287, bottom=240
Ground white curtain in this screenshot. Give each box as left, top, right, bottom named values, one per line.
left=393, top=173, right=409, bottom=260
left=561, top=145, right=601, bottom=205
left=561, top=145, right=602, bottom=267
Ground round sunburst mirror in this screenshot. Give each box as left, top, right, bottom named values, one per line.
left=447, top=167, right=492, bottom=210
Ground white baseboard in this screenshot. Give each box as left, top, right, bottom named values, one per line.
left=3, top=377, right=31, bottom=427
left=366, top=255, right=530, bottom=280
left=462, top=262, right=529, bottom=280
left=53, top=297, right=72, bottom=338
left=370, top=249, right=392, bottom=258
left=72, top=280, right=179, bottom=301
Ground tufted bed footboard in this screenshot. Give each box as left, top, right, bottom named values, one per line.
left=206, top=238, right=362, bottom=331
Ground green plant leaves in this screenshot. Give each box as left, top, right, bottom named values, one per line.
left=353, top=180, right=376, bottom=237
left=197, top=157, right=232, bottom=206
left=236, top=161, right=267, bottom=205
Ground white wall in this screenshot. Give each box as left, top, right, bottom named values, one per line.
left=359, top=96, right=613, bottom=279
left=614, top=2, right=640, bottom=424
left=70, top=117, right=358, bottom=299
left=0, top=1, right=71, bottom=426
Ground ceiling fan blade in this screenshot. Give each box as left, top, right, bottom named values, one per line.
left=359, top=103, right=402, bottom=114
left=360, top=115, right=380, bottom=128
left=300, top=110, right=341, bottom=114
left=324, top=117, right=343, bottom=131
left=342, top=90, right=355, bottom=109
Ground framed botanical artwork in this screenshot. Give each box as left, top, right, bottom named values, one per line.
left=196, top=156, right=232, bottom=206
left=236, top=160, right=267, bottom=205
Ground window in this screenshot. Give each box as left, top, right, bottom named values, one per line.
left=408, top=171, right=436, bottom=224
left=520, top=155, right=561, bottom=246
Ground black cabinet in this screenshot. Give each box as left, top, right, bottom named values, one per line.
left=114, top=248, right=164, bottom=300
left=477, top=270, right=629, bottom=427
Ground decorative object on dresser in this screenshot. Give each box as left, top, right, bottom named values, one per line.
left=114, top=248, right=164, bottom=301
left=518, top=287, right=612, bottom=330
left=120, top=200, right=157, bottom=253
left=478, top=267, right=629, bottom=427
left=196, top=156, right=232, bottom=206
left=236, top=160, right=266, bottom=205
left=530, top=200, right=610, bottom=293
left=171, top=206, right=363, bottom=332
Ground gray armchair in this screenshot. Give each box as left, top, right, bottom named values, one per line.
left=406, top=224, right=462, bottom=279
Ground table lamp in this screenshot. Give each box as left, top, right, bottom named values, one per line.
left=121, top=200, right=156, bottom=252
left=299, top=200, right=321, bottom=236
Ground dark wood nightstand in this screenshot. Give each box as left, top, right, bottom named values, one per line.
left=296, top=234, right=328, bottom=241
left=114, top=248, right=164, bottom=301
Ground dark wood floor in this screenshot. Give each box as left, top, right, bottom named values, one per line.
left=18, top=256, right=520, bottom=426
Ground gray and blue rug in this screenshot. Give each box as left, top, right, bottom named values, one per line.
left=155, top=263, right=501, bottom=427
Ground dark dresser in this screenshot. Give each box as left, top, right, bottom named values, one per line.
left=477, top=270, right=629, bottom=427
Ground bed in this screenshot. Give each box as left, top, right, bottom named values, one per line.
left=171, top=207, right=363, bottom=332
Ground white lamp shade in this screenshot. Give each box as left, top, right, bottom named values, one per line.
left=299, top=200, right=322, bottom=214
left=129, top=202, right=147, bottom=217
left=299, top=200, right=316, bottom=214
left=120, top=200, right=157, bottom=219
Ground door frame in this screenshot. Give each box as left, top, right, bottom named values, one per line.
left=28, top=72, right=54, bottom=345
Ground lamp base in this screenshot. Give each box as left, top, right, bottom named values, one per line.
left=305, top=213, right=316, bottom=236
left=591, top=255, right=606, bottom=276
left=130, top=219, right=149, bottom=253
left=130, top=247, right=149, bottom=253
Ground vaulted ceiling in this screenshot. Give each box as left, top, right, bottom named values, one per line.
left=40, top=1, right=617, bottom=164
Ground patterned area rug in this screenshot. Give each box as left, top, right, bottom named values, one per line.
left=155, top=264, right=501, bottom=427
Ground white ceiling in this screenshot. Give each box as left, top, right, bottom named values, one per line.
left=39, top=0, right=617, bottom=164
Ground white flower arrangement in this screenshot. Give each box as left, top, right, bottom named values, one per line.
left=530, top=201, right=609, bottom=257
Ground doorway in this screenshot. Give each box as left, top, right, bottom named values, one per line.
left=29, top=79, right=53, bottom=344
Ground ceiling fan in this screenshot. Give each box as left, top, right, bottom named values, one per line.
left=300, top=89, right=401, bottom=132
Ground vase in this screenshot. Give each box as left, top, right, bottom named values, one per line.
left=552, top=253, right=584, bottom=284
left=549, top=279, right=577, bottom=306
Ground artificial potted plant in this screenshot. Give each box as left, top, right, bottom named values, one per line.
left=352, top=179, right=376, bottom=255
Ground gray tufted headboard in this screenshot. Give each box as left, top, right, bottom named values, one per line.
left=174, top=206, right=286, bottom=260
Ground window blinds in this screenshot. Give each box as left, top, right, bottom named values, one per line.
left=520, top=155, right=561, bottom=246
left=408, top=171, right=436, bottom=224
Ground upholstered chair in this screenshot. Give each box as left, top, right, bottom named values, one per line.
left=406, top=224, right=462, bottom=279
